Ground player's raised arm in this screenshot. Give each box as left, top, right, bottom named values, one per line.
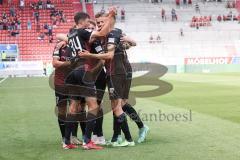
left=90, top=8, right=117, bottom=41
left=56, top=34, right=68, bottom=42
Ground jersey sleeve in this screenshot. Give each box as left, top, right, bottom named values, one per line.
left=92, top=40, right=104, bottom=54
left=106, top=30, right=120, bottom=46
left=78, top=29, right=92, bottom=42
left=52, top=45, right=60, bottom=59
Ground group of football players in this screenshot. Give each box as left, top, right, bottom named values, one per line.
left=51, top=7, right=149, bottom=150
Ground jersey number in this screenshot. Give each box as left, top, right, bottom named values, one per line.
left=69, top=36, right=83, bottom=57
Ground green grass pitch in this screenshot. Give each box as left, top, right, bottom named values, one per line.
left=0, top=73, right=240, bottom=160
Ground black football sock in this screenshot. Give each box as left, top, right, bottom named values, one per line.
left=80, top=121, right=86, bottom=137
left=84, top=113, right=97, bottom=144
left=72, top=122, right=78, bottom=137
left=64, top=114, right=76, bottom=145
left=79, top=110, right=86, bottom=136
left=113, top=114, right=121, bottom=135
left=58, top=119, right=65, bottom=138
left=111, top=115, right=121, bottom=142
left=117, top=113, right=133, bottom=142
left=122, top=103, right=144, bottom=129
left=95, top=108, right=104, bottom=137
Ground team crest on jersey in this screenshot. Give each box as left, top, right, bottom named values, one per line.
left=108, top=38, right=115, bottom=43
left=109, top=88, right=115, bottom=94
left=95, top=46, right=103, bottom=53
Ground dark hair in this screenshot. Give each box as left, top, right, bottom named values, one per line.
left=74, top=12, right=90, bottom=24
left=95, top=12, right=109, bottom=18
left=89, top=20, right=96, bottom=26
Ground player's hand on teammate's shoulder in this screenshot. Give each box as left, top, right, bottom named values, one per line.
left=78, top=50, right=91, bottom=58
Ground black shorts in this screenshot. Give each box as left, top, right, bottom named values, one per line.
left=55, top=92, right=69, bottom=107
left=124, top=72, right=132, bottom=100
left=95, top=69, right=107, bottom=102
left=55, top=91, right=85, bottom=105
left=65, top=69, right=97, bottom=99
left=107, top=74, right=131, bottom=100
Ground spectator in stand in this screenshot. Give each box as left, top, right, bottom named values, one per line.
left=19, top=0, right=24, bottom=10
left=44, top=23, right=48, bottom=30
left=11, top=29, right=19, bottom=37
left=152, top=0, right=158, bottom=4
left=2, top=12, right=7, bottom=21
left=156, top=34, right=161, bottom=43
left=228, top=11, right=233, bottom=21
left=14, top=21, right=18, bottom=30
left=27, top=19, right=31, bottom=30
left=30, top=2, right=36, bottom=9
left=232, top=1, right=236, bottom=8
left=48, top=25, right=53, bottom=36
left=208, top=15, right=211, bottom=21
left=176, top=0, right=180, bottom=7
left=223, top=15, right=227, bottom=21
left=227, top=1, right=231, bottom=8
left=17, top=20, right=21, bottom=30
left=38, top=33, right=45, bottom=40
left=34, top=11, right=40, bottom=22
left=100, top=7, right=105, bottom=14
left=217, top=15, right=222, bottom=22
left=226, top=1, right=235, bottom=9
left=195, top=3, right=200, bottom=13
left=161, top=8, right=166, bottom=21
left=38, top=0, right=43, bottom=9
left=180, top=28, right=184, bottom=36
left=49, top=35, right=53, bottom=43
left=121, top=8, right=125, bottom=20
left=59, top=11, right=66, bottom=23
left=171, top=8, right=177, bottom=21
left=47, top=0, right=52, bottom=9
left=183, top=0, right=187, bottom=5
left=0, top=20, right=3, bottom=30
left=10, top=6, right=15, bottom=17
left=42, top=1, right=46, bottom=9
left=188, top=0, right=192, bottom=5
left=149, top=35, right=154, bottom=43
left=9, top=19, right=14, bottom=30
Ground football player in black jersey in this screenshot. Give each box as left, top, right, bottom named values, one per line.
left=56, top=9, right=116, bottom=150
left=52, top=40, right=81, bottom=149
left=80, top=12, right=150, bottom=146
left=120, top=35, right=150, bottom=143
left=87, top=20, right=107, bottom=145
left=95, top=13, right=149, bottom=144
left=79, top=13, right=136, bottom=147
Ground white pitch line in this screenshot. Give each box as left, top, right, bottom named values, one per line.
left=0, top=77, right=8, bottom=84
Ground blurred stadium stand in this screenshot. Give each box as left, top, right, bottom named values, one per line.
left=0, top=0, right=94, bottom=61
left=0, top=0, right=240, bottom=75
